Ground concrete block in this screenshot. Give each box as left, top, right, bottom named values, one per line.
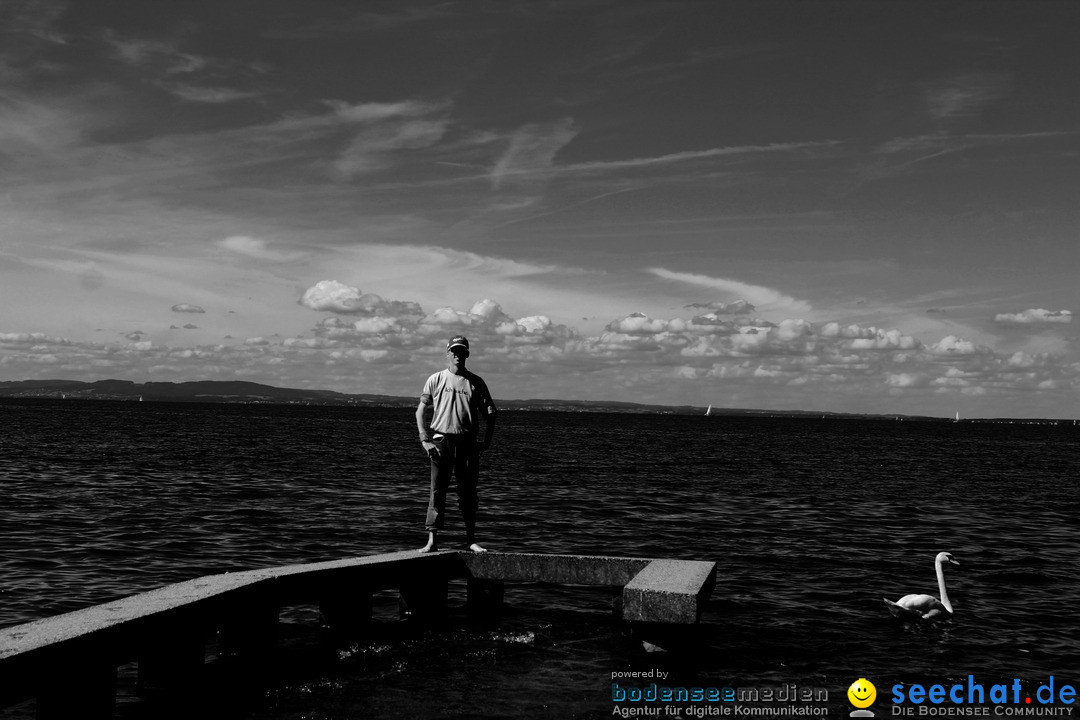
left=461, top=552, right=649, bottom=586
left=622, top=559, right=716, bottom=624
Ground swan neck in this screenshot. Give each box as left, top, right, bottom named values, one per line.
left=936, top=558, right=952, bottom=612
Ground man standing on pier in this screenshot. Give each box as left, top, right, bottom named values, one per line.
left=415, top=335, right=497, bottom=553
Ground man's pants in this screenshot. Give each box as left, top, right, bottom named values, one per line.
left=425, top=434, right=480, bottom=534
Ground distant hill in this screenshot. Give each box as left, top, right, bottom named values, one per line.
left=0, top=379, right=413, bottom=407
left=0, top=378, right=950, bottom=420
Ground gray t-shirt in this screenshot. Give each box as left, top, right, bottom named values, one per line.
left=421, top=369, right=497, bottom=436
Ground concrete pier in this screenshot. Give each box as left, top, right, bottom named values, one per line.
left=0, top=550, right=715, bottom=717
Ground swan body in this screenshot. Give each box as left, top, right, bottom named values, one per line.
left=884, top=552, right=959, bottom=621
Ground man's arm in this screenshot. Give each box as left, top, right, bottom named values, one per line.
left=476, top=376, right=497, bottom=454
left=417, top=400, right=438, bottom=457
left=415, top=400, right=430, bottom=441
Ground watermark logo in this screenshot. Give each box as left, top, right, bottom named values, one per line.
left=848, top=678, right=877, bottom=717
left=890, top=675, right=1076, bottom=715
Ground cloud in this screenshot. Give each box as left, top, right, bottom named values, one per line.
left=648, top=268, right=812, bottom=314
left=427, top=303, right=509, bottom=327
left=324, top=100, right=450, bottom=178
left=559, top=140, right=839, bottom=175
left=325, top=99, right=441, bottom=123
left=606, top=312, right=671, bottom=335
left=685, top=300, right=756, bottom=315
left=495, top=314, right=575, bottom=347
left=161, top=84, right=263, bottom=104
left=0, top=94, right=94, bottom=158
left=334, top=118, right=449, bottom=177
left=102, top=31, right=267, bottom=105
left=105, top=34, right=178, bottom=66
left=886, top=373, right=925, bottom=388
left=925, top=72, right=1012, bottom=122
left=3, top=0, right=67, bottom=46
left=0, top=331, right=70, bottom=345
left=994, top=308, right=1072, bottom=325
left=928, top=335, right=987, bottom=356
left=484, top=132, right=837, bottom=189
left=298, top=280, right=423, bottom=317
left=217, top=235, right=303, bottom=262
left=490, top=118, right=579, bottom=190
left=847, top=328, right=919, bottom=351
left=5, top=294, right=1080, bottom=416
left=171, top=304, right=206, bottom=313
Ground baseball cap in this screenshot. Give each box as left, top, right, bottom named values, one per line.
left=447, top=335, right=470, bottom=352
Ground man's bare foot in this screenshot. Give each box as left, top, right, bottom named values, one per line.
left=467, top=542, right=487, bottom=553
left=418, top=532, right=437, bottom=553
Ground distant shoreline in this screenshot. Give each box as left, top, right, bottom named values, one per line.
left=2, top=378, right=1073, bottom=424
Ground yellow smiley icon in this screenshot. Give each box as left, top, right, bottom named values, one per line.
left=848, top=678, right=877, bottom=708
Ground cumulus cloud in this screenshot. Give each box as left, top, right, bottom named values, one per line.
left=848, top=328, right=919, bottom=351
left=298, top=280, right=423, bottom=316
left=5, top=286, right=1079, bottom=414
left=607, top=312, right=670, bottom=335
left=928, top=335, right=987, bottom=356
left=0, top=331, right=70, bottom=345
left=468, top=299, right=510, bottom=321
left=171, top=304, right=205, bottom=313
left=495, top=315, right=576, bottom=347
left=886, top=373, right=925, bottom=388
left=994, top=308, right=1072, bottom=325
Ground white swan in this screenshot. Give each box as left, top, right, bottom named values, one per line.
left=883, top=552, right=959, bottom=621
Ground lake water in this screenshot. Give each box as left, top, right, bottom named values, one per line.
left=1, top=399, right=1078, bottom=718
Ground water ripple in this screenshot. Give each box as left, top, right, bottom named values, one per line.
left=1, top=401, right=1078, bottom=717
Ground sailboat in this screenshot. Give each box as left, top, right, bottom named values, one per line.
left=705, top=404, right=712, bottom=416
left=953, top=411, right=960, bottom=423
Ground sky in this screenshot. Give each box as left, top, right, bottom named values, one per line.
left=1, top=0, right=1079, bottom=418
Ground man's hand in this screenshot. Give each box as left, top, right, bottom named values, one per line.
left=422, top=440, right=439, bottom=459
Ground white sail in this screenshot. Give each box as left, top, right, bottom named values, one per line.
left=705, top=404, right=712, bottom=416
